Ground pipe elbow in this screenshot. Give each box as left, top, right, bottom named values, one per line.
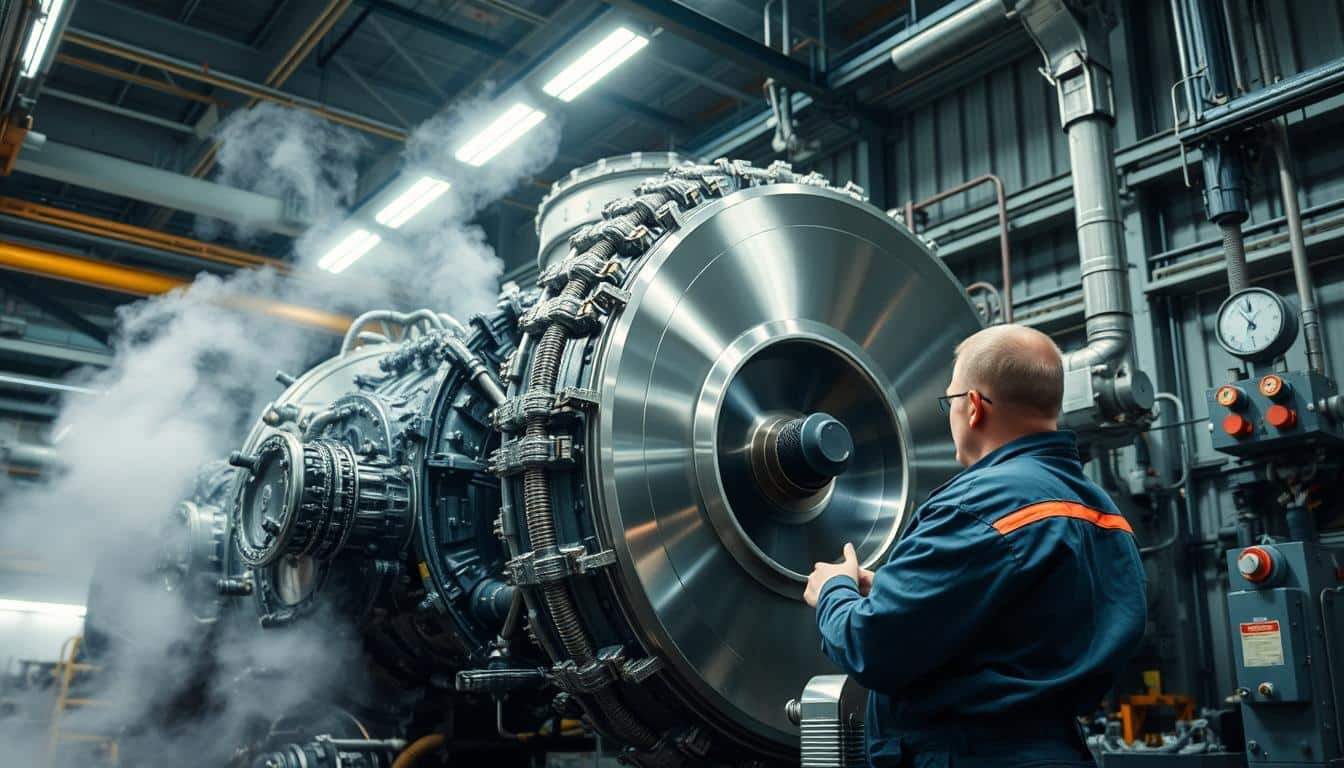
left=1063, top=332, right=1129, bottom=372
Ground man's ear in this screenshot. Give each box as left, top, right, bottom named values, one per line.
left=967, top=391, right=984, bottom=427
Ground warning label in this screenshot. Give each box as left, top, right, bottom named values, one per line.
left=1240, top=621, right=1285, bottom=667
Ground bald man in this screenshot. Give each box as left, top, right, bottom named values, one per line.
left=805, top=325, right=1146, bottom=767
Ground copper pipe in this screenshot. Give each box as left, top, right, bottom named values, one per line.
left=0, top=240, right=349, bottom=334
left=904, top=173, right=1013, bottom=322
left=0, top=197, right=288, bottom=272
left=389, top=733, right=445, bottom=768
left=54, top=54, right=223, bottom=106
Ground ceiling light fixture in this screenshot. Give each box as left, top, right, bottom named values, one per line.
left=375, top=175, right=451, bottom=229
left=543, top=27, right=649, bottom=103
left=0, top=598, right=86, bottom=618
left=318, top=228, right=381, bottom=274
left=454, top=103, right=547, bottom=167
left=20, top=0, right=67, bottom=79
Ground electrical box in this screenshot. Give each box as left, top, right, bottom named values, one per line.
left=1225, top=541, right=1344, bottom=765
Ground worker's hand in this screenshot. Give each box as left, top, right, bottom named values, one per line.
left=858, top=566, right=876, bottom=596
left=803, top=542, right=860, bottom=607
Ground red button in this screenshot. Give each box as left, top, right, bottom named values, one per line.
left=1266, top=404, right=1297, bottom=429
left=1222, top=413, right=1254, bottom=438
left=1238, top=547, right=1274, bottom=583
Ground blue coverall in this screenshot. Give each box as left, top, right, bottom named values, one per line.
left=815, top=431, right=1146, bottom=767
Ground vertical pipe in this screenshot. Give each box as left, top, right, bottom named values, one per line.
left=1062, top=116, right=1134, bottom=371
left=816, top=0, right=827, bottom=72
left=1219, top=0, right=1248, bottom=94
left=992, top=176, right=1012, bottom=322
left=1251, top=0, right=1325, bottom=374
left=1170, top=0, right=1198, bottom=120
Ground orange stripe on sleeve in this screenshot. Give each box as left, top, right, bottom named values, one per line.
left=992, top=501, right=1134, bottom=536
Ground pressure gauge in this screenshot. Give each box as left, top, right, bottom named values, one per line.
left=1215, top=287, right=1297, bottom=362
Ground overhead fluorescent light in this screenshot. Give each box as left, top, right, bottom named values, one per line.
left=20, top=0, right=67, bottom=79
left=375, top=175, right=451, bottom=229
left=0, top=598, right=86, bottom=618
left=0, top=373, right=99, bottom=395
left=318, top=228, right=381, bottom=274
left=454, top=103, right=547, bottom=167
left=543, top=27, right=649, bottom=102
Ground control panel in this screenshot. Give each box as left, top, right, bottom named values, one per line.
left=1207, top=370, right=1344, bottom=458
left=1225, top=541, right=1344, bottom=764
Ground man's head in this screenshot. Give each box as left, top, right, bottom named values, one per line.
left=945, top=324, right=1063, bottom=466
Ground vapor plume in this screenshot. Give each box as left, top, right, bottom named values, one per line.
left=0, top=89, right=562, bottom=764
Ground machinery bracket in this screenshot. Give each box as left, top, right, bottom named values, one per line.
left=545, top=645, right=664, bottom=693
left=507, top=544, right=617, bottom=586
left=488, top=434, right=575, bottom=475
left=493, top=388, right=600, bottom=431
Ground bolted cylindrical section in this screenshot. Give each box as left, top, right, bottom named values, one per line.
left=233, top=433, right=412, bottom=567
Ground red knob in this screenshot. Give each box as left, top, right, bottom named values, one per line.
left=1222, top=413, right=1254, bottom=438
left=1238, top=547, right=1274, bottom=583
left=1266, top=404, right=1297, bottom=430
left=1217, top=385, right=1247, bottom=410
left=1259, top=375, right=1289, bottom=401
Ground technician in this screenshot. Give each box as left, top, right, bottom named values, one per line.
left=805, top=324, right=1146, bottom=767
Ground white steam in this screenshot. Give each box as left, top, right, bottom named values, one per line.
left=0, top=90, right=562, bottom=763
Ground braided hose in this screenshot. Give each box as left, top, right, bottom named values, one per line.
left=1221, top=221, right=1249, bottom=294
left=518, top=218, right=662, bottom=750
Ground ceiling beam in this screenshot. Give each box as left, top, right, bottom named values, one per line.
left=599, top=0, right=823, bottom=97
left=0, top=272, right=112, bottom=346
left=0, top=239, right=352, bottom=334
left=350, top=0, right=511, bottom=58
left=0, top=337, right=113, bottom=367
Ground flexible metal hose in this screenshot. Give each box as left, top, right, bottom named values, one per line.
left=1220, top=221, right=1249, bottom=293
left=517, top=209, right=665, bottom=751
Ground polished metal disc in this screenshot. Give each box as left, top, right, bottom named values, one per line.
left=589, top=184, right=981, bottom=748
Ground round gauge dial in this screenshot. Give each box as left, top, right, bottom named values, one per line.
left=1215, top=287, right=1297, bottom=362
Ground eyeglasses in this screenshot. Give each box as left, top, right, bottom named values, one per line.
left=937, top=391, right=992, bottom=413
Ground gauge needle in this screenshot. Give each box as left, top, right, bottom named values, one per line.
left=1239, top=310, right=1257, bottom=331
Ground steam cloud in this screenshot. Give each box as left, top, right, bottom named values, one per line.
left=0, top=91, right=562, bottom=764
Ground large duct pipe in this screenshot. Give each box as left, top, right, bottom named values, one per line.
left=1, top=440, right=64, bottom=471
left=1062, top=115, right=1132, bottom=372
left=1017, top=0, right=1153, bottom=436
left=890, top=0, right=1012, bottom=73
